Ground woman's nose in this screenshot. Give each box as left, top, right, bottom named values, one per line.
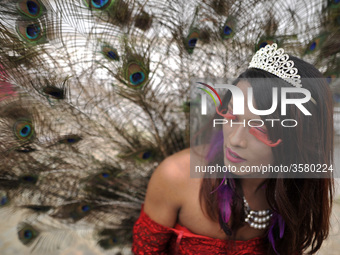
left=228, top=125, right=247, bottom=148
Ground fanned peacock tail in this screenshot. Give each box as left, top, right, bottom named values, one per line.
left=0, top=0, right=339, bottom=254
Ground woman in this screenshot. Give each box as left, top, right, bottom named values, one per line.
left=132, top=44, right=334, bottom=254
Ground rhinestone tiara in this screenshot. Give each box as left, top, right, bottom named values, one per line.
left=248, top=43, right=302, bottom=88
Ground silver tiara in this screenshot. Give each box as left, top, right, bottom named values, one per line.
left=248, top=43, right=302, bottom=88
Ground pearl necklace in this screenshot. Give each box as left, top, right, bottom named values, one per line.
left=243, top=196, right=272, bottom=229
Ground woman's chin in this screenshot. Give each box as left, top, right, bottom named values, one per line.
left=223, top=158, right=264, bottom=177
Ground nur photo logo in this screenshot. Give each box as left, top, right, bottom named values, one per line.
left=197, top=81, right=314, bottom=129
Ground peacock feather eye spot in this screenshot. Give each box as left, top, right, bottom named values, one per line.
left=102, top=46, right=120, bottom=61
left=259, top=42, right=268, bottom=49
left=134, top=150, right=155, bottom=162
left=20, top=125, right=31, bottom=137
left=184, top=29, right=199, bottom=53
left=17, top=0, right=45, bottom=19
left=221, top=17, right=236, bottom=39
left=91, top=0, right=109, bottom=8
left=57, top=135, right=82, bottom=145
left=26, top=24, right=40, bottom=39
left=24, top=230, right=33, bottom=239
left=22, top=175, right=36, bottom=182
left=81, top=205, right=90, bottom=212
left=142, top=151, right=152, bottom=160
left=27, top=1, right=38, bottom=15
left=14, top=120, right=34, bottom=141
left=304, top=34, right=327, bottom=55
left=18, top=224, right=39, bottom=245
left=325, top=74, right=336, bottom=84
left=101, top=173, right=110, bottom=178
left=309, top=42, right=317, bottom=51
left=255, top=38, right=276, bottom=51
left=125, top=59, right=149, bottom=88
left=223, top=26, right=232, bottom=35
left=107, top=51, right=117, bottom=60
left=188, top=38, right=198, bottom=48
left=327, top=76, right=332, bottom=84
left=1, top=196, right=8, bottom=206
left=130, top=72, right=145, bottom=85
left=42, top=86, right=65, bottom=99
left=50, top=91, right=63, bottom=98
left=20, top=175, right=38, bottom=185
left=67, top=138, right=75, bottom=143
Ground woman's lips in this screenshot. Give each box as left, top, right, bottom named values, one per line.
left=225, top=147, right=246, bottom=163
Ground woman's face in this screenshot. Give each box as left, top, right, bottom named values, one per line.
left=222, top=80, right=274, bottom=176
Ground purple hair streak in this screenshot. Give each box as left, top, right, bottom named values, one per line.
left=268, top=212, right=286, bottom=254
left=205, top=130, right=224, bottom=162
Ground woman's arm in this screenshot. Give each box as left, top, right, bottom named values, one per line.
left=144, top=154, right=185, bottom=226
left=132, top=151, right=188, bottom=254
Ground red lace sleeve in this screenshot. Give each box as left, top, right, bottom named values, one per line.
left=132, top=206, right=174, bottom=254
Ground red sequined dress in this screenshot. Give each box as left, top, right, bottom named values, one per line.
left=132, top=206, right=267, bottom=255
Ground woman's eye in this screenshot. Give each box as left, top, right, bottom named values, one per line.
left=249, top=127, right=282, bottom=147
left=225, top=110, right=236, bottom=120
left=255, top=127, right=267, bottom=134
left=249, top=127, right=270, bottom=143
left=216, top=107, right=236, bottom=120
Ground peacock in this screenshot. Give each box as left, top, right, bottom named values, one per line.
left=0, top=0, right=339, bottom=254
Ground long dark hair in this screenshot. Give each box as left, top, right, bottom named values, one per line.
left=199, top=56, right=334, bottom=254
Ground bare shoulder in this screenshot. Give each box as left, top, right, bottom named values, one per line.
left=146, top=148, right=191, bottom=202
left=143, top=145, right=209, bottom=227
left=161, top=148, right=191, bottom=180
left=152, top=144, right=209, bottom=183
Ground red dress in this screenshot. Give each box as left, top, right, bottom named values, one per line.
left=132, top=206, right=267, bottom=255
